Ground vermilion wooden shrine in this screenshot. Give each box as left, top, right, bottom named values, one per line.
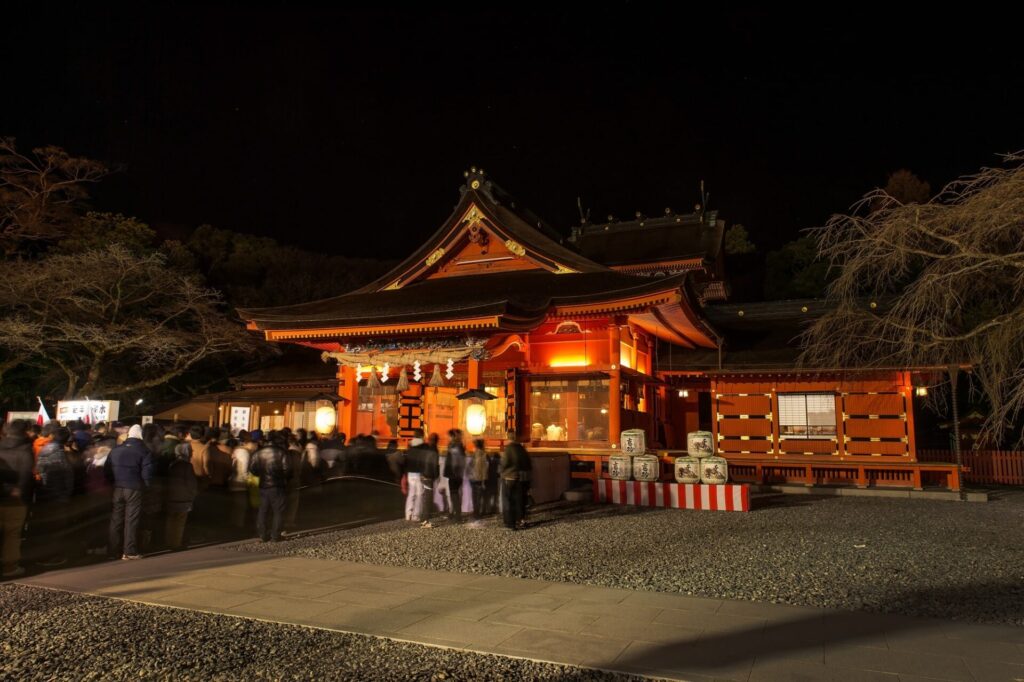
left=239, top=169, right=961, bottom=491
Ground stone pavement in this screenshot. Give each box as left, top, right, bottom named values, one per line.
left=18, top=545, right=1024, bottom=681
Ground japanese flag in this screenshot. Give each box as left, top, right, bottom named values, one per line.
left=36, top=396, right=51, bottom=426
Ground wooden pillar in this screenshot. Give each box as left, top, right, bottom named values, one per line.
left=902, top=371, right=918, bottom=462
left=337, top=364, right=359, bottom=439
left=608, top=368, right=621, bottom=448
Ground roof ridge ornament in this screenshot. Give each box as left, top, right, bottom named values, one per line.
left=461, top=166, right=496, bottom=202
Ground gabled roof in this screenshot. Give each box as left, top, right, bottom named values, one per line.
left=238, top=170, right=720, bottom=349
left=570, top=210, right=724, bottom=269
left=353, top=168, right=606, bottom=294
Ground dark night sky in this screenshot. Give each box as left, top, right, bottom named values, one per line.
left=3, top=5, right=1022, bottom=257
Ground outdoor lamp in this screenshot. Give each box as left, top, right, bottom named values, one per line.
left=315, top=405, right=337, bottom=434
left=915, top=386, right=928, bottom=397
left=465, top=403, right=488, bottom=436
left=677, top=389, right=689, bottom=398
left=456, top=387, right=497, bottom=437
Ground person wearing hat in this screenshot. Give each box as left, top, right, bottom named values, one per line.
left=105, top=424, right=154, bottom=560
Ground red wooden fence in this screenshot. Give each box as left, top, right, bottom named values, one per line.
left=917, top=449, right=1024, bottom=486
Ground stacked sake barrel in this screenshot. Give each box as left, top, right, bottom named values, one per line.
left=675, top=430, right=729, bottom=484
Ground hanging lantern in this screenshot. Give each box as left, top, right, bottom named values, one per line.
left=445, top=357, right=455, bottom=380
left=456, top=388, right=495, bottom=437
left=314, top=406, right=337, bottom=435
left=429, top=364, right=444, bottom=387
left=396, top=367, right=409, bottom=392
left=465, top=403, right=488, bottom=436
left=380, top=362, right=390, bottom=383
left=413, top=360, right=422, bottom=382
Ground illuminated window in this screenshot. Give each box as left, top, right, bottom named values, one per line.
left=778, top=393, right=836, bottom=439
left=527, top=378, right=609, bottom=442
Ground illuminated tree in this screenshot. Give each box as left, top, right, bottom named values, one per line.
left=800, top=154, right=1024, bottom=446
left=0, top=138, right=107, bottom=256
left=0, top=244, right=262, bottom=399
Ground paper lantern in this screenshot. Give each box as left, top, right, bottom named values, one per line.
left=465, top=403, right=488, bottom=436
left=314, top=406, right=337, bottom=435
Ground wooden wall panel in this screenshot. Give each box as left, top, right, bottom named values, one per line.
left=717, top=419, right=773, bottom=437
left=778, top=439, right=837, bottom=455
left=845, top=440, right=908, bottom=456
left=717, top=395, right=772, bottom=415
left=718, top=438, right=774, bottom=453
left=844, top=418, right=907, bottom=439
left=843, top=393, right=904, bottom=415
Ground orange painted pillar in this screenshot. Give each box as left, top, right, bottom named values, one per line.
left=336, top=364, right=359, bottom=439
left=468, top=358, right=482, bottom=390
left=608, top=368, right=621, bottom=448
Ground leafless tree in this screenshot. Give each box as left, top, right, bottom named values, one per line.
left=0, top=137, right=107, bottom=257
left=800, top=153, right=1024, bottom=446
left=0, top=244, right=262, bottom=399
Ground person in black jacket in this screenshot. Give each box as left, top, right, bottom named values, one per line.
left=248, top=432, right=292, bottom=542
left=106, top=425, right=154, bottom=559
left=444, top=429, right=467, bottom=524
left=0, top=420, right=34, bottom=578
left=164, top=446, right=197, bottom=551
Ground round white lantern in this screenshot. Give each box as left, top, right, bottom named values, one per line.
left=314, top=406, right=337, bottom=435
left=465, top=403, right=488, bottom=436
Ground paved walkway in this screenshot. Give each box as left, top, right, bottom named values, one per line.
left=18, top=545, right=1024, bottom=681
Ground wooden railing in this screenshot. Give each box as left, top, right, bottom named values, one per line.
left=917, top=449, right=1024, bottom=486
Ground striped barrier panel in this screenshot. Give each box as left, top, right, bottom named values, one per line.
left=594, top=480, right=751, bottom=512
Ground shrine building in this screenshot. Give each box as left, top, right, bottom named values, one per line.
left=237, top=168, right=962, bottom=493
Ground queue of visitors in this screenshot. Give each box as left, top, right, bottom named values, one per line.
left=0, top=417, right=533, bottom=578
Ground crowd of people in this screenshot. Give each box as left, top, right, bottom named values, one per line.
left=0, top=418, right=535, bottom=578
left=394, top=427, right=533, bottom=531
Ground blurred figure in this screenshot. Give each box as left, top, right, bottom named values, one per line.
left=420, top=433, right=440, bottom=528
left=384, top=438, right=403, bottom=484
left=468, top=438, right=488, bottom=522
left=35, top=427, right=74, bottom=565
left=106, top=425, right=154, bottom=559
left=284, top=433, right=303, bottom=530
left=228, top=432, right=253, bottom=529
left=319, top=431, right=346, bottom=481
left=164, top=443, right=197, bottom=551
left=187, top=425, right=211, bottom=489
left=444, top=429, right=466, bottom=524
left=500, top=430, right=530, bottom=530
left=404, top=429, right=427, bottom=523
left=249, top=432, right=291, bottom=542
left=484, top=445, right=501, bottom=516
left=82, top=435, right=114, bottom=555
left=0, top=420, right=34, bottom=578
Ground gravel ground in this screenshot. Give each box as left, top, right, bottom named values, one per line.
left=0, top=584, right=650, bottom=682
left=238, top=492, right=1024, bottom=626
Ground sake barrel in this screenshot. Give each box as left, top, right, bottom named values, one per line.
left=620, top=429, right=646, bottom=455
left=608, top=454, right=633, bottom=481
left=674, top=455, right=702, bottom=484
left=632, top=453, right=660, bottom=482
left=700, top=454, right=729, bottom=484
left=687, top=430, right=714, bottom=457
